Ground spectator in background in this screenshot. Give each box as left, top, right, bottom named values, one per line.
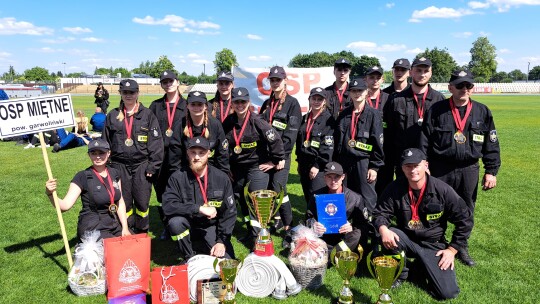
left=90, top=107, right=107, bottom=133
left=94, top=82, right=110, bottom=114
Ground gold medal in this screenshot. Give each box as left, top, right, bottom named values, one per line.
left=348, top=139, right=356, bottom=148
left=233, top=145, right=242, bottom=154
left=408, top=220, right=423, bottom=230
left=165, top=129, right=173, bottom=137
left=417, top=118, right=423, bottom=126
left=454, top=131, right=466, bottom=144
left=109, top=204, right=118, bottom=213
left=303, top=140, right=310, bottom=148
left=125, top=138, right=134, bottom=146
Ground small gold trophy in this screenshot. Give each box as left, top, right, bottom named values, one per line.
left=213, top=258, right=241, bottom=304
left=330, top=245, right=363, bottom=304
left=366, top=251, right=405, bottom=304
left=244, top=182, right=284, bottom=256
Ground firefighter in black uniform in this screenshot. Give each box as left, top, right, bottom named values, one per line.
left=335, top=78, right=384, bottom=212
left=382, top=57, right=445, bottom=184
left=168, top=91, right=229, bottom=174
left=162, top=137, right=236, bottom=260
left=306, top=162, right=370, bottom=256
left=382, top=58, right=411, bottom=97
left=102, top=79, right=164, bottom=233
left=420, top=70, right=501, bottom=266
left=259, top=66, right=302, bottom=232
left=209, top=71, right=235, bottom=123
left=373, top=148, right=472, bottom=300
left=149, top=70, right=187, bottom=239
left=365, top=65, right=390, bottom=117
left=325, top=58, right=352, bottom=119
left=296, top=87, right=335, bottom=205
left=222, top=87, right=285, bottom=242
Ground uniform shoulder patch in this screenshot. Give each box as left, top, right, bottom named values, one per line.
left=265, top=128, right=276, bottom=142
left=222, top=138, right=229, bottom=150
left=324, top=135, right=334, bottom=146
left=490, top=130, right=498, bottom=142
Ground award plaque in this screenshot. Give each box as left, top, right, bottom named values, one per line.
left=197, top=278, right=227, bottom=304
left=315, top=193, right=347, bottom=234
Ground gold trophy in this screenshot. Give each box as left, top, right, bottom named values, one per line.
left=366, top=251, right=405, bottom=304
left=213, top=258, right=241, bottom=304
left=330, top=245, right=363, bottom=304
left=244, top=182, right=284, bottom=256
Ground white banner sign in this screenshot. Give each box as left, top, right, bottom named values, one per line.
left=233, top=66, right=336, bottom=113
left=0, top=94, right=75, bottom=139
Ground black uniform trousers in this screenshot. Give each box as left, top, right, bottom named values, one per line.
left=153, top=151, right=173, bottom=228
left=384, top=228, right=460, bottom=300
left=375, top=153, right=396, bottom=196
left=343, top=157, right=377, bottom=212
left=168, top=216, right=235, bottom=260
left=298, top=163, right=326, bottom=206
left=111, top=161, right=152, bottom=233
left=267, top=156, right=293, bottom=227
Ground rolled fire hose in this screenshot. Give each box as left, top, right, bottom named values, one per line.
left=267, top=255, right=302, bottom=296
left=187, top=255, right=221, bottom=302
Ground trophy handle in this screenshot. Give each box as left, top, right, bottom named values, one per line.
left=330, top=247, right=338, bottom=267
left=270, top=183, right=285, bottom=219
left=393, top=251, right=406, bottom=283
left=213, top=258, right=220, bottom=274
left=244, top=181, right=257, bottom=218
left=366, top=250, right=376, bottom=279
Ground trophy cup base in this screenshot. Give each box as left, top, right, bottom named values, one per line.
left=375, top=293, right=394, bottom=304
left=254, top=240, right=275, bottom=256
left=334, top=298, right=354, bottom=304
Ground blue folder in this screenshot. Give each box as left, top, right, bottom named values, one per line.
left=315, top=193, right=347, bottom=234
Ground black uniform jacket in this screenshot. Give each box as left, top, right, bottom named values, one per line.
left=373, top=175, right=473, bottom=251
left=382, top=82, right=410, bottom=98
left=162, top=165, right=236, bottom=244
left=103, top=103, right=164, bottom=174
left=368, top=90, right=390, bottom=118
left=383, top=85, right=445, bottom=157
left=168, top=115, right=230, bottom=174
left=209, top=95, right=234, bottom=123
left=149, top=94, right=187, bottom=149
left=222, top=112, right=285, bottom=167
left=325, top=82, right=352, bottom=119
left=335, top=104, right=384, bottom=170
left=419, top=98, right=501, bottom=175
left=295, top=110, right=335, bottom=169
left=259, top=94, right=302, bottom=156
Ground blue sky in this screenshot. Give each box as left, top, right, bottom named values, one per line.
left=1, top=0, right=539, bottom=77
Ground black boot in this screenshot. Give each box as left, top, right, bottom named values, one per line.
left=457, top=247, right=476, bottom=267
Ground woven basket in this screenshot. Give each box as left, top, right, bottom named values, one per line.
left=68, top=271, right=106, bottom=296
left=290, top=258, right=327, bottom=290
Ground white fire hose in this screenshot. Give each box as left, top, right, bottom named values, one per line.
left=187, top=255, right=221, bottom=302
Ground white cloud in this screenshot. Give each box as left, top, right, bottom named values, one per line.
left=409, top=6, right=476, bottom=22
left=40, top=36, right=75, bottom=44
left=406, top=48, right=423, bottom=54
left=498, top=48, right=511, bottom=54
left=468, top=1, right=490, bottom=9
left=0, top=51, right=11, bottom=58
left=496, top=57, right=506, bottom=64
left=133, top=14, right=220, bottom=35
left=0, top=17, right=53, bottom=35
left=63, top=27, right=92, bottom=34
left=479, top=31, right=491, bottom=36
left=452, top=32, right=473, bottom=38
left=187, top=53, right=201, bottom=59
left=193, top=59, right=210, bottom=64
left=484, top=0, right=540, bottom=12
left=248, top=55, right=272, bottom=62
left=35, top=47, right=59, bottom=53
left=247, top=34, right=262, bottom=40
left=385, top=3, right=395, bottom=8
left=522, top=56, right=540, bottom=64
left=379, top=22, right=387, bottom=26
left=347, top=41, right=406, bottom=52
left=81, top=37, right=104, bottom=43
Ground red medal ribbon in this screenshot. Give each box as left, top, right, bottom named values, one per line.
left=187, top=118, right=207, bottom=139
left=268, top=97, right=280, bottom=124
left=220, top=97, right=232, bottom=123
left=335, top=83, right=348, bottom=111
left=367, top=90, right=381, bottom=110
left=349, top=104, right=365, bottom=142
left=123, top=108, right=135, bottom=141
left=449, top=97, right=473, bottom=133
left=166, top=95, right=179, bottom=131
left=233, top=111, right=251, bottom=148
left=408, top=182, right=427, bottom=222
left=412, top=87, right=429, bottom=120
left=91, top=168, right=115, bottom=207
left=304, top=110, right=323, bottom=143
left=194, top=166, right=208, bottom=205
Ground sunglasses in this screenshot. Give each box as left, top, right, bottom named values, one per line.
left=455, top=82, right=474, bottom=90
left=232, top=99, right=249, bottom=104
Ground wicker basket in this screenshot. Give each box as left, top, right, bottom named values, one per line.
left=68, top=271, right=106, bottom=296
left=290, top=257, right=327, bottom=290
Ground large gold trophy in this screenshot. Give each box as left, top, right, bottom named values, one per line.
left=366, top=251, right=405, bottom=304
left=330, top=245, right=363, bottom=304
left=213, top=258, right=241, bottom=304
left=244, top=182, right=284, bottom=256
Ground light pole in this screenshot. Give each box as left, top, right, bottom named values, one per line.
left=203, top=64, right=206, bottom=75
left=62, top=62, right=66, bottom=77
left=527, top=62, right=530, bottom=83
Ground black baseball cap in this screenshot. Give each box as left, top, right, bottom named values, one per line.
left=365, top=66, right=383, bottom=76
left=231, top=87, right=250, bottom=101
left=334, top=58, right=352, bottom=68
left=217, top=71, right=234, bottom=82
left=187, top=136, right=210, bottom=150
left=160, top=70, right=177, bottom=82
left=268, top=66, right=286, bottom=79
left=449, top=70, right=474, bottom=85
left=187, top=91, right=207, bottom=103
left=325, top=162, right=344, bottom=175
left=309, top=87, right=326, bottom=98
left=88, top=138, right=110, bottom=152
left=400, top=148, right=426, bottom=166
left=119, top=79, right=139, bottom=92
left=392, top=58, right=411, bottom=69
left=349, top=78, right=368, bottom=90
left=412, top=57, right=432, bottom=67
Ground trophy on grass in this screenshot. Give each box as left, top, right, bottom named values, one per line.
left=213, top=258, right=241, bottom=304
left=330, top=245, right=363, bottom=304
left=244, top=182, right=284, bottom=256
left=366, top=251, right=405, bottom=304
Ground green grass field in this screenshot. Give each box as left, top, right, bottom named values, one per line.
left=1, top=95, right=539, bottom=303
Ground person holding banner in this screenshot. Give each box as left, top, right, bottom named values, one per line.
left=102, top=79, right=164, bottom=233
left=168, top=91, right=229, bottom=174
left=163, top=136, right=236, bottom=260
left=419, top=70, right=501, bottom=267
left=149, top=70, right=187, bottom=239
left=209, top=71, right=235, bottom=123
left=222, top=87, right=285, bottom=244
left=259, top=66, right=302, bottom=232
left=334, top=78, right=384, bottom=213
left=45, top=138, right=131, bottom=240
left=296, top=87, right=335, bottom=205
left=325, top=58, right=353, bottom=119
